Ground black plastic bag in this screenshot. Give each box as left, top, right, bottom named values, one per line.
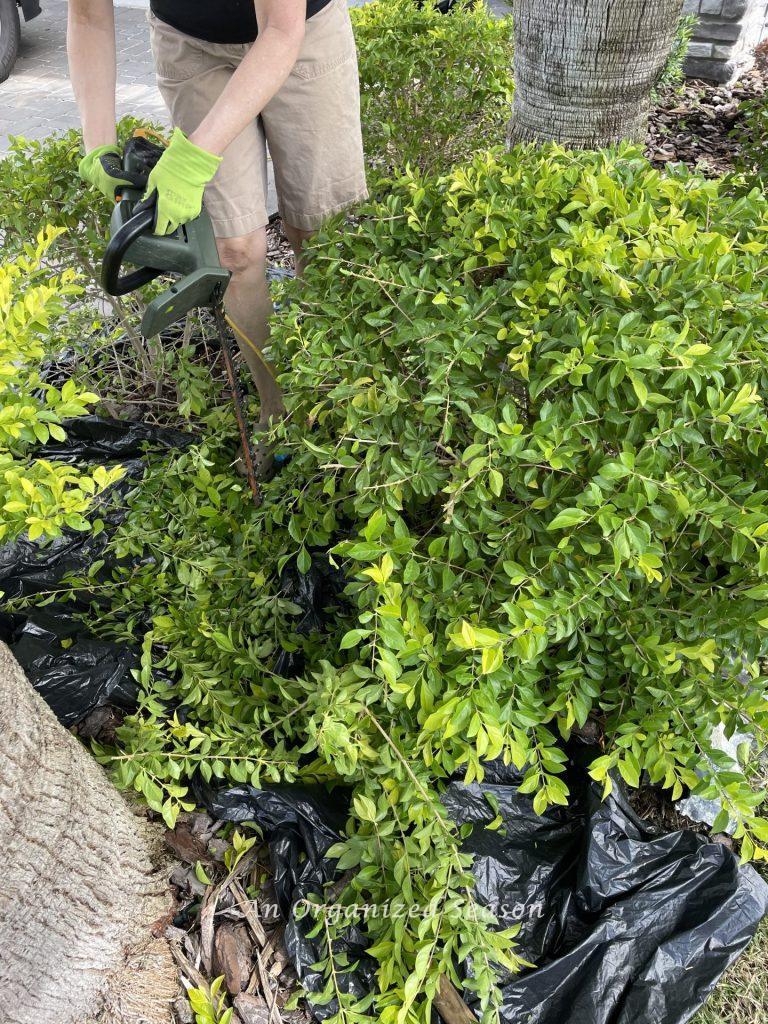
left=0, top=606, right=140, bottom=727
left=443, top=763, right=768, bottom=1024
left=0, top=416, right=191, bottom=601
left=415, top=0, right=477, bottom=11
left=31, top=415, right=192, bottom=465
left=272, top=552, right=348, bottom=678
left=0, top=416, right=192, bottom=722
left=202, top=759, right=768, bottom=1024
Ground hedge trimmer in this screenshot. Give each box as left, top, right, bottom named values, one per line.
left=100, top=131, right=264, bottom=506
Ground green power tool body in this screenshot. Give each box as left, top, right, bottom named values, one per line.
left=101, top=133, right=262, bottom=504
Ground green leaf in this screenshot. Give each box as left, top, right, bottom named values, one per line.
left=340, top=628, right=370, bottom=650
left=548, top=508, right=589, bottom=531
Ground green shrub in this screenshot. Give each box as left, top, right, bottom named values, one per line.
left=352, top=0, right=514, bottom=181
left=266, top=145, right=768, bottom=854
left=734, top=95, right=768, bottom=187
left=0, top=230, right=123, bottom=542
left=654, top=13, right=697, bottom=95
left=0, top=130, right=99, bottom=274
left=67, top=145, right=768, bottom=1023
left=0, top=119, right=155, bottom=278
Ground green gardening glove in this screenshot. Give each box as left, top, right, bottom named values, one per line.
left=78, top=144, right=143, bottom=200
left=143, top=127, right=222, bottom=236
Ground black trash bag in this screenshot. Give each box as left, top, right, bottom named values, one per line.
left=272, top=551, right=347, bottom=678
left=0, top=606, right=140, bottom=727
left=442, top=763, right=768, bottom=1024
left=0, top=416, right=192, bottom=601
left=415, top=0, right=477, bottom=11
left=0, top=523, right=115, bottom=603
left=197, top=781, right=376, bottom=1016
left=31, top=414, right=192, bottom=465
left=202, top=761, right=768, bottom=1024
left=0, top=415, right=191, bottom=724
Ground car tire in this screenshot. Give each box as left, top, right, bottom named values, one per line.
left=0, top=0, right=21, bottom=85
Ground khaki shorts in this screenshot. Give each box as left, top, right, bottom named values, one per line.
left=148, top=0, right=368, bottom=237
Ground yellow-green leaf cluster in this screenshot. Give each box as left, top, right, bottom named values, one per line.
left=0, top=230, right=123, bottom=543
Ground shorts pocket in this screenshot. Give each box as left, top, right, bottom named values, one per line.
left=149, top=13, right=204, bottom=79
left=292, top=0, right=356, bottom=81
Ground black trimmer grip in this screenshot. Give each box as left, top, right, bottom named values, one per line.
left=101, top=204, right=164, bottom=297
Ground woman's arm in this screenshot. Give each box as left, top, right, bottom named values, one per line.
left=189, top=0, right=306, bottom=156
left=67, top=0, right=118, bottom=151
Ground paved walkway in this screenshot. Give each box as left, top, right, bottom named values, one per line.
left=2, top=1, right=168, bottom=149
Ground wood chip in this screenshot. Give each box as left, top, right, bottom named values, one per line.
left=166, top=822, right=212, bottom=864
left=234, top=993, right=272, bottom=1024
left=254, top=948, right=283, bottom=1024
left=201, top=848, right=259, bottom=973
left=168, top=936, right=209, bottom=993
left=433, top=976, right=478, bottom=1024
left=268, top=949, right=289, bottom=980
left=231, top=880, right=269, bottom=948
left=214, top=923, right=253, bottom=996
left=169, top=863, right=207, bottom=898
left=199, top=887, right=218, bottom=973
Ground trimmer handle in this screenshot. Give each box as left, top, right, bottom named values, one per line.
left=101, top=202, right=164, bottom=297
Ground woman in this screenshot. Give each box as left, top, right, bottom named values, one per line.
left=69, top=0, right=367, bottom=445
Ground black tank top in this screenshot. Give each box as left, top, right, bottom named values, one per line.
left=150, top=0, right=334, bottom=45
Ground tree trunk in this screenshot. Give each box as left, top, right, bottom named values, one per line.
left=0, top=640, right=164, bottom=1024
left=508, top=0, right=685, bottom=148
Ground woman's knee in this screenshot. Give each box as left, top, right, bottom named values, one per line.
left=216, top=228, right=267, bottom=276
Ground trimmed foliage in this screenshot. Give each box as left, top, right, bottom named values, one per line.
left=68, top=146, right=768, bottom=1023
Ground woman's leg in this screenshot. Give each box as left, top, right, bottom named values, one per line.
left=149, top=17, right=277, bottom=415
left=216, top=228, right=283, bottom=423
left=281, top=221, right=314, bottom=276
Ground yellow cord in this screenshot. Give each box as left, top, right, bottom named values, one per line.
left=225, top=313, right=278, bottom=383
left=132, top=127, right=169, bottom=147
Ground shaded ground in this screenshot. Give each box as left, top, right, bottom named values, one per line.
left=162, top=812, right=311, bottom=1024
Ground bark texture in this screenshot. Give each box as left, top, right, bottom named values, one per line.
left=0, top=640, right=163, bottom=1024
left=508, top=0, right=685, bottom=148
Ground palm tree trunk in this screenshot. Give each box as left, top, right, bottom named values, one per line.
left=0, top=640, right=163, bottom=1024
left=508, top=0, right=685, bottom=148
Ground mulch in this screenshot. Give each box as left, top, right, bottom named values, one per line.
left=267, top=215, right=294, bottom=270
left=646, top=43, right=766, bottom=176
